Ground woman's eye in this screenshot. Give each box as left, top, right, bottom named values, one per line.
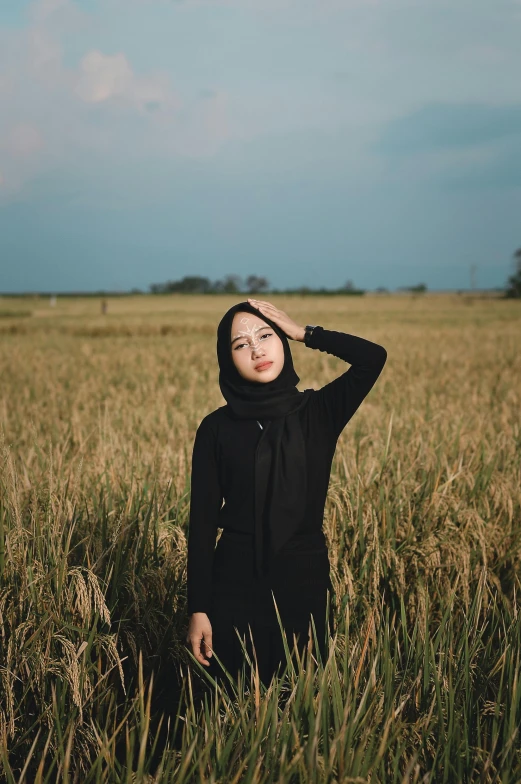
left=234, top=332, right=272, bottom=350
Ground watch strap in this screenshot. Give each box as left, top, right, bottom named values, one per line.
left=304, top=324, right=317, bottom=346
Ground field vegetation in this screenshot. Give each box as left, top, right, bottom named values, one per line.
left=0, top=293, right=520, bottom=782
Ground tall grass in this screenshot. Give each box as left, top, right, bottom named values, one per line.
left=0, top=294, right=520, bottom=781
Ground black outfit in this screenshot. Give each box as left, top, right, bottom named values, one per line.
left=187, top=311, right=387, bottom=687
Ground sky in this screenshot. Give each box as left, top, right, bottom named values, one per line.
left=1, top=0, right=520, bottom=293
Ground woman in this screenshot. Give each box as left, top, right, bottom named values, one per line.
left=185, top=298, right=387, bottom=688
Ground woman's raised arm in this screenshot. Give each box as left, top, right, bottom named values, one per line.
left=306, top=326, right=387, bottom=439
left=243, top=299, right=387, bottom=440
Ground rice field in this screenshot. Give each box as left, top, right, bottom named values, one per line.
left=0, top=292, right=520, bottom=782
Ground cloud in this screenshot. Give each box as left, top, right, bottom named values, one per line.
left=0, top=0, right=232, bottom=202
left=117, top=0, right=380, bottom=9
left=370, top=101, right=521, bottom=192
left=373, top=102, right=521, bottom=155
left=30, top=0, right=71, bottom=22
left=73, top=50, right=180, bottom=115
left=3, top=0, right=521, bottom=209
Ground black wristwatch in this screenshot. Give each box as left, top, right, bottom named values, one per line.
left=304, top=324, right=317, bottom=346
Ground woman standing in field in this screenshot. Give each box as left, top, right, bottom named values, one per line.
left=185, top=299, right=387, bottom=688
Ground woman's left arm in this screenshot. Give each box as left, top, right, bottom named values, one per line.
left=246, top=299, right=387, bottom=439
left=305, top=326, right=387, bottom=438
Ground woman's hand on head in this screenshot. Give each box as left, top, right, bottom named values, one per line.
left=186, top=613, right=213, bottom=667
left=247, top=299, right=306, bottom=342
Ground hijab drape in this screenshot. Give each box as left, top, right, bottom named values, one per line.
left=216, top=301, right=313, bottom=576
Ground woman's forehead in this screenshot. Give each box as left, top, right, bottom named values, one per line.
left=231, top=311, right=270, bottom=332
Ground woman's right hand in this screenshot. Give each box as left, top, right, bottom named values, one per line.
left=186, top=613, right=213, bottom=666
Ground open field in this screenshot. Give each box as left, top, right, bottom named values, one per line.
left=1, top=293, right=520, bottom=782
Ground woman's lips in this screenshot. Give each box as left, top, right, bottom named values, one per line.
left=255, top=361, right=273, bottom=371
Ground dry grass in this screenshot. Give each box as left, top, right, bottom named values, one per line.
left=0, top=293, right=520, bottom=782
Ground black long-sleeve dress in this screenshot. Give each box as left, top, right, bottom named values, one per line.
left=187, top=326, right=387, bottom=686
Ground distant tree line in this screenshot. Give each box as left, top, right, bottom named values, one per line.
left=5, top=246, right=520, bottom=296
left=149, top=274, right=267, bottom=295
left=149, top=274, right=366, bottom=296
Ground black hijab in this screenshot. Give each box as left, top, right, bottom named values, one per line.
left=216, top=301, right=313, bottom=577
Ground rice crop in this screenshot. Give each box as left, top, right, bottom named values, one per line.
left=0, top=293, right=519, bottom=782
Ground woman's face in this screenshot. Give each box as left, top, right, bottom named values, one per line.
left=230, top=311, right=284, bottom=382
